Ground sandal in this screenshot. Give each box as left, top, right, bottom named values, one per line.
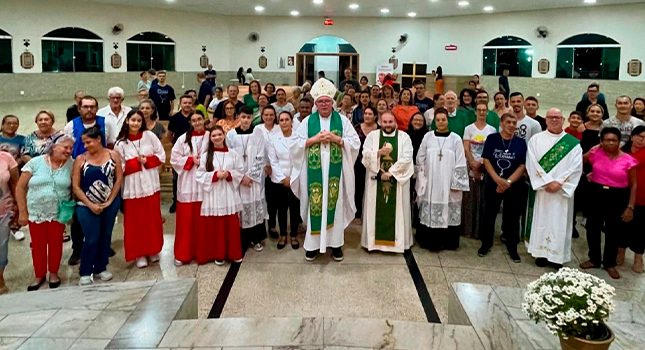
left=291, top=237, right=300, bottom=250
left=277, top=237, right=287, bottom=250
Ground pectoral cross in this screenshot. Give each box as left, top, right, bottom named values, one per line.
left=243, top=154, right=248, bottom=162
left=438, top=151, right=443, bottom=161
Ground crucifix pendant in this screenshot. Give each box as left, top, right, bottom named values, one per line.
left=499, top=170, right=504, bottom=177
left=438, top=151, right=443, bottom=161
left=243, top=154, right=248, bottom=162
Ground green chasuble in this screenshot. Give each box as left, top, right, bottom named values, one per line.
left=307, top=111, right=343, bottom=234
left=431, top=107, right=475, bottom=138
left=374, top=131, right=398, bottom=246
left=521, top=133, right=580, bottom=242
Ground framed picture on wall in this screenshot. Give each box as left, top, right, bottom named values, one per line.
left=287, top=56, right=294, bottom=66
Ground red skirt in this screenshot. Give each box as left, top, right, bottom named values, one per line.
left=197, top=214, right=242, bottom=264
left=123, top=192, right=164, bottom=261
left=174, top=201, right=203, bottom=264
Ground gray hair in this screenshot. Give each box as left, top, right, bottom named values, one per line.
left=48, top=134, right=76, bottom=155
left=107, top=86, right=125, bottom=98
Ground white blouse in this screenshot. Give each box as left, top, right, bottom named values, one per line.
left=269, top=132, right=296, bottom=184
left=115, top=130, right=165, bottom=199
left=170, top=131, right=209, bottom=203
left=195, top=148, right=244, bottom=216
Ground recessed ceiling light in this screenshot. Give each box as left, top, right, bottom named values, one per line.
left=254, top=5, right=264, bottom=12
left=483, top=5, right=494, bottom=11
left=349, top=3, right=359, bottom=10
left=584, top=0, right=596, bottom=3
left=380, top=8, right=390, bottom=14
left=165, top=0, right=176, bottom=3
left=408, top=12, right=417, bottom=17
left=290, top=10, right=300, bottom=16
left=458, top=1, right=470, bottom=7
left=313, top=0, right=323, bottom=4
left=430, top=0, right=439, bottom=2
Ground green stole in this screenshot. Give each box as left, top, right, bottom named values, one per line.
left=375, top=130, right=398, bottom=246
left=307, top=111, right=343, bottom=234
left=521, top=133, right=579, bottom=242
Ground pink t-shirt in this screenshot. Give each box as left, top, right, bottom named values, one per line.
left=589, top=148, right=638, bottom=188
left=0, top=151, right=17, bottom=216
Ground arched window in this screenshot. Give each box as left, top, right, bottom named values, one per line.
left=556, top=33, right=620, bottom=80
left=482, top=36, right=533, bottom=77
left=42, top=27, right=103, bottom=72
left=126, top=32, right=175, bottom=71
left=0, top=29, right=11, bottom=73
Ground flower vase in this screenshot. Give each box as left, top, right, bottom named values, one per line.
left=559, top=325, right=615, bottom=350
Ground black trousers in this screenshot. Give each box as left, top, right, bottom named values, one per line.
left=585, top=183, right=630, bottom=268
left=626, top=206, right=645, bottom=255
left=275, top=183, right=301, bottom=236
left=479, top=179, right=524, bottom=251
left=354, top=162, right=366, bottom=219
left=70, top=211, right=83, bottom=256
left=265, top=177, right=280, bottom=230
left=416, top=225, right=460, bottom=251
left=241, top=223, right=267, bottom=249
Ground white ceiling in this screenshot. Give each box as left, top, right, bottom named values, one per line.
left=86, top=0, right=645, bottom=18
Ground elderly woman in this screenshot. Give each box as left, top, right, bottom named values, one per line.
left=621, top=125, right=645, bottom=273
left=580, top=127, right=638, bottom=279
left=138, top=99, right=166, bottom=140
left=17, top=135, right=73, bottom=291
left=23, top=111, right=64, bottom=161
left=290, top=86, right=302, bottom=112
left=0, top=148, right=18, bottom=294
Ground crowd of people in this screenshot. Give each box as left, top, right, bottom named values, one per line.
left=0, top=68, right=644, bottom=295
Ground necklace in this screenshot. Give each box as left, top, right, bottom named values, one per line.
left=213, top=149, right=226, bottom=170
left=130, top=137, right=142, bottom=156
left=193, top=134, right=204, bottom=156
left=435, top=132, right=448, bottom=161
left=501, top=135, right=513, bottom=153
left=241, top=135, right=250, bottom=161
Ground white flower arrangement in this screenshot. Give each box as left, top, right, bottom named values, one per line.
left=522, top=267, right=616, bottom=339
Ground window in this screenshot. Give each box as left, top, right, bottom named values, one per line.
left=401, top=63, right=427, bottom=88
left=482, top=36, right=532, bottom=77
left=0, top=29, right=11, bottom=73
left=127, top=32, right=175, bottom=71
left=556, top=34, right=620, bottom=80
left=42, top=27, right=103, bottom=72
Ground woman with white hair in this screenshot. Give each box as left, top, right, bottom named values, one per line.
left=16, top=135, right=75, bottom=291
left=289, top=86, right=302, bottom=111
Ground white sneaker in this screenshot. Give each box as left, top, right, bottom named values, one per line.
left=174, top=259, right=183, bottom=266
left=149, top=254, right=160, bottom=263
left=136, top=257, right=148, bottom=268
left=233, top=258, right=243, bottom=263
left=79, top=275, right=93, bottom=286
left=254, top=242, right=264, bottom=252
left=97, top=271, right=113, bottom=281
left=11, top=229, right=25, bottom=241
left=214, top=260, right=225, bottom=266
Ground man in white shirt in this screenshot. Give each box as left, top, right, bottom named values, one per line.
left=510, top=92, right=542, bottom=142
left=97, top=86, right=132, bottom=132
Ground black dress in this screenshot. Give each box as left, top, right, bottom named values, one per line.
left=354, top=123, right=378, bottom=219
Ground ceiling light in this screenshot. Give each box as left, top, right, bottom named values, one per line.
left=254, top=5, right=264, bottom=12
left=349, top=3, right=359, bottom=10
left=584, top=0, right=596, bottom=3
left=408, top=12, right=417, bottom=17
left=380, top=8, right=390, bottom=14
left=313, top=0, right=323, bottom=4
left=290, top=10, right=300, bottom=16
left=483, top=5, right=494, bottom=11
left=430, top=0, right=439, bottom=2
left=458, top=1, right=470, bottom=7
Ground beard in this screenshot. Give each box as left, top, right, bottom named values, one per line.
left=383, top=125, right=396, bottom=134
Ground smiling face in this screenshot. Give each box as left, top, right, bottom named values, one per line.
left=239, top=112, right=252, bottom=130
left=315, top=96, right=334, bottom=117
left=461, top=91, right=472, bottom=105
left=510, top=95, right=524, bottom=115
left=279, top=112, right=293, bottom=132
left=411, top=113, right=425, bottom=131
left=276, top=89, right=287, bottom=103
left=363, top=108, right=376, bottom=125
left=51, top=140, right=73, bottom=160
left=400, top=90, right=412, bottom=105
left=190, top=113, right=205, bottom=131
left=377, top=100, right=388, bottom=113
left=36, top=112, right=54, bottom=133
left=81, top=134, right=102, bottom=153
left=380, top=113, right=397, bottom=134
left=126, top=113, right=143, bottom=133
left=262, top=108, right=276, bottom=126
left=587, top=105, right=603, bottom=123
left=616, top=96, right=632, bottom=115
left=494, top=94, right=506, bottom=108
left=434, top=112, right=448, bottom=132
left=210, top=128, right=225, bottom=148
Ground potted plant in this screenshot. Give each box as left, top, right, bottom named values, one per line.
left=522, top=267, right=616, bottom=350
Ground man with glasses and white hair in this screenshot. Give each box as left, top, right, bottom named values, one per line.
left=98, top=86, right=132, bottom=130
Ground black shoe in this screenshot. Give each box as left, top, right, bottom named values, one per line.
left=508, top=250, right=521, bottom=263
left=535, top=258, right=548, bottom=267
left=269, top=229, right=279, bottom=240
left=305, top=249, right=319, bottom=262
left=477, top=247, right=490, bottom=257
left=548, top=262, right=563, bottom=270
left=169, top=203, right=176, bottom=213
left=332, top=247, right=344, bottom=262
left=109, top=248, right=116, bottom=257
left=68, top=253, right=81, bottom=266
left=277, top=237, right=287, bottom=250
left=27, top=279, right=45, bottom=292
left=49, top=279, right=61, bottom=289
left=62, top=234, right=71, bottom=243
left=572, top=227, right=580, bottom=238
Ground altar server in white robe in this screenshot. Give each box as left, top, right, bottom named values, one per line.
left=290, top=78, right=360, bottom=262
left=226, top=106, right=268, bottom=252
left=361, top=112, right=414, bottom=253
left=526, top=108, right=583, bottom=267
left=416, top=108, right=470, bottom=251
left=114, top=110, right=165, bottom=268
left=170, top=112, right=208, bottom=266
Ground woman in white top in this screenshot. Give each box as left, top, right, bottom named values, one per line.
left=271, top=88, right=295, bottom=116
left=226, top=107, right=268, bottom=252
left=268, top=111, right=301, bottom=249
left=256, top=106, right=281, bottom=238
left=114, top=111, right=166, bottom=268
left=462, top=102, right=498, bottom=239
left=195, top=126, right=244, bottom=265
left=170, top=112, right=209, bottom=265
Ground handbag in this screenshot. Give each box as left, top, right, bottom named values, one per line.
left=49, top=156, right=75, bottom=223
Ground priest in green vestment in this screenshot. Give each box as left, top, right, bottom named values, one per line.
left=361, top=112, right=414, bottom=253
left=290, top=78, right=361, bottom=262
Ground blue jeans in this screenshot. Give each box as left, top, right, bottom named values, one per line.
left=77, top=197, right=121, bottom=277
left=0, top=214, right=12, bottom=268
